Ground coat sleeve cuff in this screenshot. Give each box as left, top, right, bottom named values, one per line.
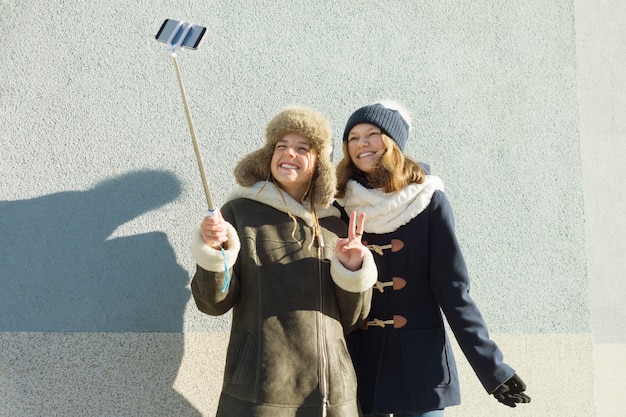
left=330, top=249, right=377, bottom=293
left=190, top=222, right=240, bottom=272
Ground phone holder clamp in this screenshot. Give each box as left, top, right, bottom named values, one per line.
left=165, top=21, right=196, bottom=57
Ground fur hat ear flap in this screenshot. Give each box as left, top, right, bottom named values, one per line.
left=233, top=105, right=337, bottom=207
left=233, top=146, right=273, bottom=187
left=311, top=152, right=336, bottom=207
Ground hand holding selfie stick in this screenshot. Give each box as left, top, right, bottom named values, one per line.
left=156, top=19, right=230, bottom=291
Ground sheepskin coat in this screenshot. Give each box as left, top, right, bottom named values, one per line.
left=335, top=175, right=515, bottom=415
left=191, top=182, right=377, bottom=417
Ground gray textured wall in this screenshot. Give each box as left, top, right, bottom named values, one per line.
left=1, top=1, right=623, bottom=416
left=576, top=2, right=626, bottom=416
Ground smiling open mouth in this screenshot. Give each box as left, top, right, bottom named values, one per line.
left=279, top=162, right=299, bottom=169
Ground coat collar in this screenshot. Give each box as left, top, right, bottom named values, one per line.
left=226, top=181, right=340, bottom=227
left=336, top=175, right=444, bottom=234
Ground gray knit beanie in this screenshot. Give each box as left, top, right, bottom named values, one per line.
left=342, top=102, right=410, bottom=151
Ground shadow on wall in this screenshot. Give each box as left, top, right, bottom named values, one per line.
left=0, top=170, right=189, bottom=332
left=0, top=170, right=201, bottom=416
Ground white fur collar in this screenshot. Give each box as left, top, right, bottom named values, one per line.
left=336, top=176, right=444, bottom=234
left=226, top=181, right=340, bottom=227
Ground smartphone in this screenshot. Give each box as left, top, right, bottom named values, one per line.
left=155, top=19, right=207, bottom=50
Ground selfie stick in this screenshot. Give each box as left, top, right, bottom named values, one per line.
left=164, top=22, right=215, bottom=211
left=159, top=20, right=230, bottom=292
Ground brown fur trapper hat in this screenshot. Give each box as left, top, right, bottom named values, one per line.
left=233, top=106, right=336, bottom=207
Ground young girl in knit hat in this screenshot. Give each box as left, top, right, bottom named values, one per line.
left=190, top=106, right=377, bottom=417
left=335, top=101, right=531, bottom=417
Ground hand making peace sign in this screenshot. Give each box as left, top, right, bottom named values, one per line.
left=335, top=211, right=368, bottom=271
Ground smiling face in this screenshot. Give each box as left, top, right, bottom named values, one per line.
left=346, top=123, right=385, bottom=174
left=270, top=133, right=317, bottom=201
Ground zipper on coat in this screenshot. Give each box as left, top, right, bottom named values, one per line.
left=316, top=232, right=329, bottom=417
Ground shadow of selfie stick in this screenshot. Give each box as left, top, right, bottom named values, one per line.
left=155, top=19, right=230, bottom=291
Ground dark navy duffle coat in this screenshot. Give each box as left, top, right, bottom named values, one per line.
left=337, top=188, right=515, bottom=415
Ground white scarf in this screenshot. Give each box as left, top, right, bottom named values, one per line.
left=226, top=181, right=340, bottom=227
left=336, top=176, right=444, bottom=234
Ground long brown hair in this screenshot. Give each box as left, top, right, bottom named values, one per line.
left=336, top=134, right=426, bottom=197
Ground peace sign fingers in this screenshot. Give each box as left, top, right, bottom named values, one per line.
left=336, top=211, right=368, bottom=271
left=348, top=210, right=366, bottom=242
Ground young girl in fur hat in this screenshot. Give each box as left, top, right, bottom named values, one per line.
left=335, top=101, right=531, bottom=417
left=190, top=106, right=377, bottom=417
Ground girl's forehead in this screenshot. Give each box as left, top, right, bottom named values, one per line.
left=349, top=123, right=380, bottom=134
left=278, top=133, right=311, bottom=145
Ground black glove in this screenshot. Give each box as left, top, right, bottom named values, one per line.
left=492, top=373, right=531, bottom=407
